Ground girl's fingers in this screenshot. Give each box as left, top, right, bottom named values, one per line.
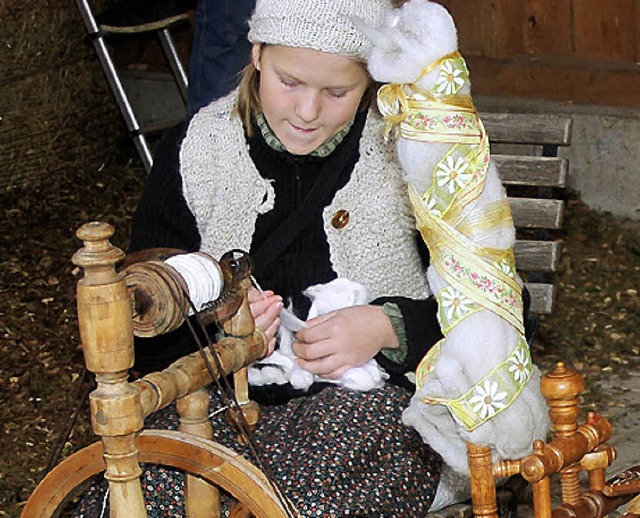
left=321, top=365, right=349, bottom=380
left=296, top=353, right=344, bottom=377
left=256, top=314, right=280, bottom=351
left=250, top=294, right=282, bottom=318
left=295, top=312, right=335, bottom=344
left=254, top=303, right=282, bottom=326
left=267, top=336, right=277, bottom=355
left=291, top=338, right=336, bottom=361
left=247, top=287, right=274, bottom=303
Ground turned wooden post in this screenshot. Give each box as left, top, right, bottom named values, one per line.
left=540, top=362, right=584, bottom=506
left=582, top=412, right=616, bottom=492
left=530, top=439, right=553, bottom=518
left=224, top=273, right=262, bottom=442
left=178, top=388, right=220, bottom=517
left=72, top=222, right=146, bottom=517
left=467, top=442, right=499, bottom=518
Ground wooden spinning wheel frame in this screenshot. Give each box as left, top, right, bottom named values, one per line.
left=22, top=222, right=296, bottom=518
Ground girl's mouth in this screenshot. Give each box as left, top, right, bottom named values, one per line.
left=291, top=123, right=317, bottom=133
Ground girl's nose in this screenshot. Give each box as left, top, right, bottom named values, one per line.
left=295, top=91, right=320, bottom=123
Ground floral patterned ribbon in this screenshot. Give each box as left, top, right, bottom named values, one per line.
left=378, top=53, right=533, bottom=431
left=415, top=334, right=533, bottom=430
left=377, top=51, right=472, bottom=140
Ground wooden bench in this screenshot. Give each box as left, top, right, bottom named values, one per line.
left=487, top=111, right=572, bottom=318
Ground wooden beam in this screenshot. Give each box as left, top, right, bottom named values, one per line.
left=496, top=155, right=569, bottom=187
left=515, top=240, right=561, bottom=272
left=572, top=0, right=636, bottom=62
left=525, top=282, right=555, bottom=314
left=481, top=112, right=573, bottom=146
left=509, top=198, right=564, bottom=229
left=470, top=56, right=640, bottom=109
left=522, top=0, right=572, bottom=56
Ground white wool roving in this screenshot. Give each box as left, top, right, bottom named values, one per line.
left=248, top=278, right=389, bottom=392
left=355, top=0, right=550, bottom=507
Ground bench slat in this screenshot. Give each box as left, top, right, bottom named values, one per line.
left=481, top=113, right=572, bottom=146
left=525, top=282, right=555, bottom=315
left=514, top=240, right=561, bottom=273
left=495, top=155, right=568, bottom=188
left=510, top=198, right=564, bottom=229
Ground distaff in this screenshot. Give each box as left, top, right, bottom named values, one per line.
left=376, top=43, right=531, bottom=430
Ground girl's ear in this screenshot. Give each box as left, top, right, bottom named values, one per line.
left=251, top=44, right=262, bottom=71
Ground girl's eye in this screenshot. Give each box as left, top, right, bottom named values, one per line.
left=328, top=90, right=347, bottom=99
left=280, top=78, right=298, bottom=88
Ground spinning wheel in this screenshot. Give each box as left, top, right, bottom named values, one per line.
left=22, top=221, right=295, bottom=517
left=465, top=362, right=640, bottom=518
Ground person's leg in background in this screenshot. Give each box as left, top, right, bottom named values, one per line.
left=187, top=0, right=255, bottom=115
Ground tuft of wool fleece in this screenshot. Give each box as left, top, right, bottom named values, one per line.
left=249, top=278, right=389, bottom=392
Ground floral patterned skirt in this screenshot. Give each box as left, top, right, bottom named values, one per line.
left=73, top=384, right=441, bottom=517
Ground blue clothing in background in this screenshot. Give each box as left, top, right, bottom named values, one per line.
left=187, top=0, right=255, bottom=115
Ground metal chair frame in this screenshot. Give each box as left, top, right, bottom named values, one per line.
left=76, top=0, right=190, bottom=172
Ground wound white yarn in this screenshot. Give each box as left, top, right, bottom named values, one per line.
left=165, top=253, right=223, bottom=312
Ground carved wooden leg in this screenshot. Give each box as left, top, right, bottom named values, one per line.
left=73, top=222, right=146, bottom=517
left=224, top=273, right=262, bottom=443
left=540, top=362, right=584, bottom=506
left=232, top=368, right=261, bottom=443
left=178, top=388, right=221, bottom=517
left=467, top=442, right=498, bottom=517
left=102, top=435, right=146, bottom=517
left=531, top=477, right=552, bottom=518
left=528, top=440, right=553, bottom=518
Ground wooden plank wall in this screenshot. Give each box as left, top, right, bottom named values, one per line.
left=435, top=0, right=640, bottom=107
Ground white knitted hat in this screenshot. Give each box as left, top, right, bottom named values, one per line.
left=248, top=0, right=390, bottom=62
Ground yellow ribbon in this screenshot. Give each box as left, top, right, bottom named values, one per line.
left=410, top=186, right=525, bottom=334
left=379, top=50, right=533, bottom=431
left=377, top=51, right=466, bottom=139
left=455, top=199, right=515, bottom=243
left=377, top=83, right=411, bottom=136
left=416, top=335, right=532, bottom=431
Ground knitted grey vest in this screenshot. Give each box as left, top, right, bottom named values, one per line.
left=180, top=91, right=431, bottom=300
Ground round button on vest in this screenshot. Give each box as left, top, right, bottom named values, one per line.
left=331, top=209, right=350, bottom=229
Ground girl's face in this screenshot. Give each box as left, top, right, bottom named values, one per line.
left=252, top=44, right=371, bottom=155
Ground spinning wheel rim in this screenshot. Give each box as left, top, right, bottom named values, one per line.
left=22, top=429, right=292, bottom=517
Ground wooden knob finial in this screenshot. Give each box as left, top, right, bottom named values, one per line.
left=540, top=362, right=585, bottom=436
left=540, top=362, right=585, bottom=402
left=73, top=221, right=125, bottom=281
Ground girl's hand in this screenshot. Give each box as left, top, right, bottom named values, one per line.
left=292, top=305, right=398, bottom=379
left=247, top=287, right=283, bottom=354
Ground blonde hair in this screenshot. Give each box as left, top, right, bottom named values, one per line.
left=233, top=45, right=378, bottom=137
left=234, top=62, right=262, bottom=137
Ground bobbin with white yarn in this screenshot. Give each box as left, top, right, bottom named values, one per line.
left=165, top=252, right=224, bottom=313
left=124, top=252, right=225, bottom=337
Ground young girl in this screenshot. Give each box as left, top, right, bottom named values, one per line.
left=76, top=0, right=446, bottom=515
